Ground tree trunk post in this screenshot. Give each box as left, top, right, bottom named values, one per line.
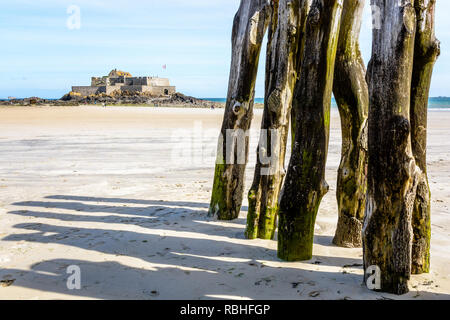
left=363, top=0, right=420, bottom=295
left=290, top=1, right=311, bottom=146
left=332, top=0, right=369, bottom=248
left=410, top=0, right=440, bottom=275
left=246, top=0, right=311, bottom=240
left=277, top=0, right=343, bottom=261
left=209, top=0, right=271, bottom=220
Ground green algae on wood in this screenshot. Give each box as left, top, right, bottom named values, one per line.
left=363, top=0, right=420, bottom=295
left=277, top=0, right=343, bottom=261
left=410, top=0, right=440, bottom=275
left=209, top=0, right=271, bottom=220
left=245, top=0, right=311, bottom=240
left=332, top=0, right=368, bottom=248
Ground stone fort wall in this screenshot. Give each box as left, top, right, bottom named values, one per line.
left=71, top=86, right=105, bottom=96
left=72, top=85, right=176, bottom=96
left=72, top=71, right=175, bottom=97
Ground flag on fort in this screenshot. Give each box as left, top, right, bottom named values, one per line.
left=162, top=64, right=167, bottom=70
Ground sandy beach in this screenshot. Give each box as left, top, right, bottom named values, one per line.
left=0, top=105, right=448, bottom=300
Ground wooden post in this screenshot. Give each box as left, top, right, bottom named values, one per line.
left=363, top=0, right=420, bottom=295
left=277, top=0, right=343, bottom=261
left=246, top=0, right=311, bottom=240
left=410, top=0, right=440, bottom=274
left=332, top=0, right=368, bottom=248
left=209, top=0, right=271, bottom=220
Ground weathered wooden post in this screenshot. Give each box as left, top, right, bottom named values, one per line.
left=209, top=0, right=271, bottom=220
left=277, top=0, right=343, bottom=261
left=245, top=0, right=311, bottom=240
left=410, top=0, right=440, bottom=275
left=363, top=0, right=420, bottom=295
left=332, top=0, right=368, bottom=248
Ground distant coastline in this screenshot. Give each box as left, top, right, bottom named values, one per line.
left=2, top=97, right=450, bottom=109
left=202, top=97, right=450, bottom=109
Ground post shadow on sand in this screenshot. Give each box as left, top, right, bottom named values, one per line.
left=2, top=222, right=447, bottom=300
left=10, top=198, right=247, bottom=239
left=1, top=221, right=370, bottom=299
left=6, top=209, right=248, bottom=240
left=2, top=195, right=448, bottom=299
left=12, top=200, right=200, bottom=218
left=0, top=258, right=344, bottom=300
left=11, top=196, right=336, bottom=250
left=1, top=257, right=447, bottom=300
left=43, top=195, right=249, bottom=212
left=6, top=207, right=354, bottom=267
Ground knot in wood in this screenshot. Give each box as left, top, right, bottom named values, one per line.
left=432, top=39, right=441, bottom=58
left=389, top=115, right=411, bottom=148
left=343, top=167, right=350, bottom=178
left=309, top=6, right=321, bottom=26
left=288, top=24, right=297, bottom=37
left=233, top=102, right=242, bottom=115
left=268, top=89, right=282, bottom=113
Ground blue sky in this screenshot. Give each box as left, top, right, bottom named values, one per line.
left=0, top=0, right=449, bottom=99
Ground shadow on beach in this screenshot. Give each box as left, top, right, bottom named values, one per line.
left=1, top=195, right=448, bottom=300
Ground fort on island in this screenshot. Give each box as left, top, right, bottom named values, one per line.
left=72, top=69, right=176, bottom=96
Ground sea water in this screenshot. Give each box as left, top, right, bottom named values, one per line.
left=202, top=97, right=450, bottom=109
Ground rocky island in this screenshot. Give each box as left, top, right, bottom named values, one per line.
left=0, top=69, right=222, bottom=108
